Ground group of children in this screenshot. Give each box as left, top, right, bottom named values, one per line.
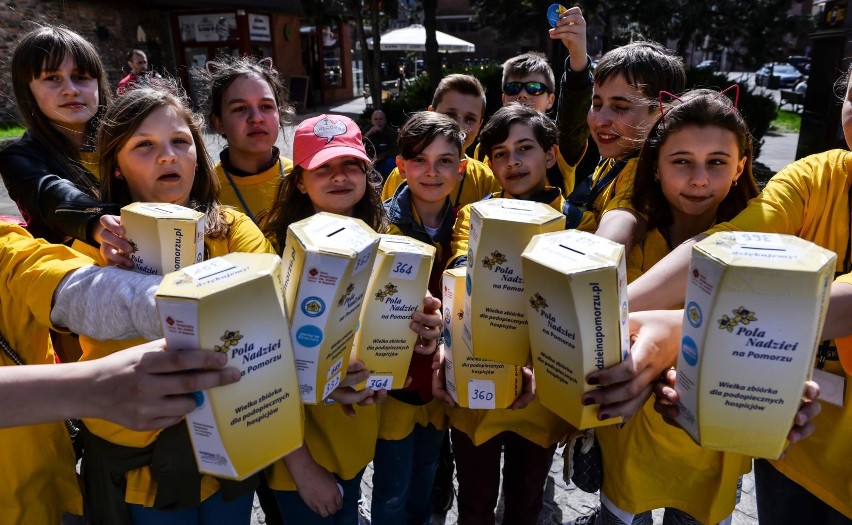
left=0, top=10, right=849, bottom=525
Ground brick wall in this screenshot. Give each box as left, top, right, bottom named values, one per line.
left=0, top=0, right=175, bottom=125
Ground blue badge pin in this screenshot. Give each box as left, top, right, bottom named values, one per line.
left=547, top=3, right=568, bottom=27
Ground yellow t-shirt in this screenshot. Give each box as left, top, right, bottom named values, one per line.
left=214, top=155, right=293, bottom=221
left=377, top=397, right=447, bottom=441
left=705, top=149, right=852, bottom=517
left=80, top=208, right=274, bottom=506
left=0, top=222, right=92, bottom=523
left=588, top=156, right=640, bottom=224
left=832, top=272, right=852, bottom=375
left=597, top=228, right=751, bottom=523
left=265, top=402, right=379, bottom=490
left=382, top=156, right=501, bottom=207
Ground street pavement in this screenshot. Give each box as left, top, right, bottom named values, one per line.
left=0, top=101, right=800, bottom=525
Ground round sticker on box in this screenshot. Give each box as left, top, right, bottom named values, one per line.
left=547, top=3, right=568, bottom=27
left=301, top=296, right=326, bottom=317
left=686, top=301, right=702, bottom=328
left=443, top=327, right=452, bottom=348
left=681, top=335, right=699, bottom=367
left=192, top=391, right=205, bottom=408
left=296, top=325, right=324, bottom=347
left=465, top=273, right=472, bottom=296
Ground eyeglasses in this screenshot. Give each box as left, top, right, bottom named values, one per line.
left=502, top=81, right=551, bottom=96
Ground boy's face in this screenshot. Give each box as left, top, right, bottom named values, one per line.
left=397, top=136, right=465, bottom=205
left=431, top=91, right=484, bottom=151
left=502, top=72, right=555, bottom=113
left=588, top=73, right=656, bottom=160
left=488, top=123, right=556, bottom=200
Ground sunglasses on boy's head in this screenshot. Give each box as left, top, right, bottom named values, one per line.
left=503, top=81, right=552, bottom=96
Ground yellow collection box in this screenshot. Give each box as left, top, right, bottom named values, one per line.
left=354, top=235, right=435, bottom=391
left=121, top=202, right=204, bottom=275
left=522, top=230, right=628, bottom=429
left=443, top=267, right=522, bottom=409
left=676, top=232, right=835, bottom=458
left=463, top=199, right=565, bottom=365
left=156, top=252, right=304, bottom=480
left=282, top=212, right=380, bottom=404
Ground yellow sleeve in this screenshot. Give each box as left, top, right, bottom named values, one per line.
left=280, top=156, right=294, bottom=175
left=601, top=163, right=639, bottom=216
left=832, top=273, right=852, bottom=375
left=448, top=204, right=472, bottom=268
left=709, top=161, right=810, bottom=236
left=382, top=167, right=405, bottom=201
left=385, top=223, right=404, bottom=237
left=555, top=148, right=576, bottom=196
left=222, top=209, right=276, bottom=255
left=1, top=223, right=94, bottom=332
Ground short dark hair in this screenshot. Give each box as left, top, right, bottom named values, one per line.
left=632, top=89, right=758, bottom=230
left=502, top=52, right=555, bottom=92
left=594, top=41, right=686, bottom=103
left=398, top=112, right=464, bottom=160
left=478, top=103, right=558, bottom=158
left=431, top=74, right=487, bottom=115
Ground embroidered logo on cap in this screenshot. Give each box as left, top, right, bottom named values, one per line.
left=313, top=117, right=348, bottom=144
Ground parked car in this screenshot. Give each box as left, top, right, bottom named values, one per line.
left=787, top=55, right=811, bottom=75
left=754, top=63, right=802, bottom=89
left=695, top=59, right=720, bottom=72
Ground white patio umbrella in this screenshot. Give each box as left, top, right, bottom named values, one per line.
left=366, top=24, right=475, bottom=53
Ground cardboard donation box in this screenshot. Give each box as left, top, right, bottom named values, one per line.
left=443, top=267, right=522, bottom=409
left=522, top=230, right=628, bottom=428
left=282, top=212, right=380, bottom=404
left=675, top=232, right=835, bottom=458
left=354, top=235, right=435, bottom=391
left=156, top=252, right=304, bottom=480
left=463, top=198, right=565, bottom=365
left=121, top=202, right=204, bottom=275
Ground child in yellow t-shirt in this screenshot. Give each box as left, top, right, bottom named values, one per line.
left=567, top=40, right=686, bottom=252
left=382, top=74, right=501, bottom=208
left=439, top=103, right=577, bottom=525
left=373, top=111, right=467, bottom=522
left=200, top=56, right=295, bottom=225
left=628, top=65, right=852, bottom=524
left=594, top=89, right=758, bottom=525
left=80, top=86, right=272, bottom=525
left=261, top=114, right=442, bottom=525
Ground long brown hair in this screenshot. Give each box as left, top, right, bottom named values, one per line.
left=632, top=89, right=759, bottom=231
left=98, top=86, right=230, bottom=239
left=11, top=25, right=111, bottom=194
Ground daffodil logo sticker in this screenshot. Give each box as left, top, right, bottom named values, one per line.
left=214, top=330, right=243, bottom=353
left=717, top=306, right=758, bottom=332
left=482, top=250, right=507, bottom=270
left=313, top=117, right=347, bottom=144
left=457, top=309, right=464, bottom=320
left=686, top=301, right=702, bottom=328
left=529, top=292, right=548, bottom=312
left=338, top=282, right=355, bottom=306
left=374, top=282, right=399, bottom=301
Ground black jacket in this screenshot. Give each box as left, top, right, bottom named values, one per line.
left=0, top=132, right=115, bottom=244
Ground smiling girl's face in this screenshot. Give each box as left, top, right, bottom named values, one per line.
left=28, top=53, right=98, bottom=137
left=657, top=124, right=745, bottom=226
left=117, top=105, right=197, bottom=205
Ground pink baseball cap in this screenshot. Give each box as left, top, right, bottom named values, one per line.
left=293, top=114, right=371, bottom=170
